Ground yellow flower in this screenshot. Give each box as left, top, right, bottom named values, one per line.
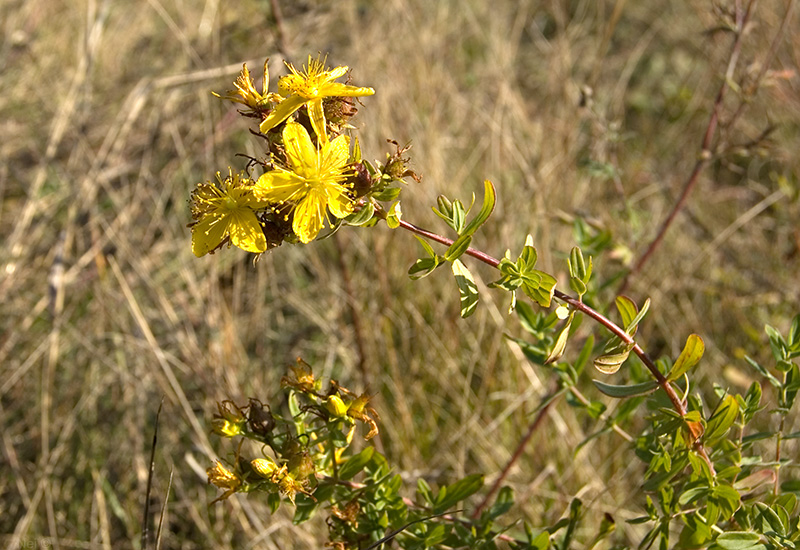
left=211, top=400, right=246, bottom=438
left=254, top=122, right=353, bottom=243
left=259, top=55, right=374, bottom=141
left=280, top=358, right=319, bottom=393
left=206, top=461, right=242, bottom=502
left=213, top=59, right=282, bottom=115
left=189, top=170, right=268, bottom=256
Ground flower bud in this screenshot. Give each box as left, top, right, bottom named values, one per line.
left=211, top=400, right=246, bottom=437
left=251, top=457, right=279, bottom=479
left=247, top=399, right=276, bottom=437
left=206, top=461, right=241, bottom=491
left=288, top=452, right=316, bottom=481
left=325, top=395, right=349, bottom=418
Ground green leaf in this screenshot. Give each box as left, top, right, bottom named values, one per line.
left=267, top=492, right=281, bottom=514
left=678, top=486, right=709, bottom=506
left=519, top=236, right=538, bottom=267
left=451, top=200, right=467, bottom=233
left=521, top=271, right=557, bottom=308
left=529, top=530, right=551, bottom=550
left=452, top=259, right=479, bottom=318
left=445, top=234, right=473, bottom=262
left=615, top=296, right=638, bottom=328
left=666, top=334, right=705, bottom=382
left=592, top=379, right=658, bottom=398
left=344, top=201, right=376, bottom=226
left=417, top=478, right=434, bottom=505
left=423, top=523, right=448, bottom=546
left=754, top=502, right=785, bottom=536
left=385, top=201, right=402, bottom=229
left=715, top=532, right=764, bottom=550
left=433, top=473, right=484, bottom=513
left=409, top=257, right=443, bottom=280
left=414, top=235, right=437, bottom=258
left=710, top=484, right=741, bottom=520
left=507, top=335, right=549, bottom=365
left=569, top=277, right=587, bottom=296
left=337, top=447, right=375, bottom=480
left=781, top=480, right=800, bottom=493
left=460, top=180, right=496, bottom=238
left=765, top=324, right=788, bottom=361
left=292, top=493, right=320, bottom=524
left=432, top=196, right=454, bottom=224
left=626, top=298, right=651, bottom=335
left=744, top=356, right=781, bottom=387
left=373, top=186, right=401, bottom=202
left=593, top=343, right=635, bottom=375
left=545, top=312, right=573, bottom=365
left=789, top=313, right=800, bottom=348
left=485, top=486, right=514, bottom=521
left=705, top=395, right=740, bottom=443
left=568, top=247, right=587, bottom=280
left=515, top=301, right=544, bottom=335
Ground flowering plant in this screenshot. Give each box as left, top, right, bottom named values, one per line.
left=194, top=54, right=800, bottom=550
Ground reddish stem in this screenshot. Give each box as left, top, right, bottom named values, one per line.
left=396, top=218, right=714, bottom=472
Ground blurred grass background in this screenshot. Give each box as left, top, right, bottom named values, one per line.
left=1, top=0, right=799, bottom=548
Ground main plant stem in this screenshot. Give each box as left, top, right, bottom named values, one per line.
left=396, top=218, right=715, bottom=473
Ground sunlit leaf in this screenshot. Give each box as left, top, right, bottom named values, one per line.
left=409, top=257, right=443, bottom=280
left=615, top=296, right=638, bottom=328
left=344, top=201, right=375, bottom=226
left=460, top=180, right=496, bottom=237
left=715, top=531, right=764, bottom=550
left=452, top=259, right=479, bottom=318
left=545, top=312, right=573, bottom=365
left=666, top=334, right=705, bottom=382
left=705, top=394, right=740, bottom=443
left=444, top=233, right=472, bottom=262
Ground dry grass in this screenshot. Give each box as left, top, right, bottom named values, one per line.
left=1, top=0, right=799, bottom=548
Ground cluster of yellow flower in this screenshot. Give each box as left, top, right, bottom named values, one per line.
left=189, top=56, right=375, bottom=256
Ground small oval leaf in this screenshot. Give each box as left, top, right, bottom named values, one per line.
left=592, top=379, right=659, bottom=398
left=593, top=350, right=632, bottom=375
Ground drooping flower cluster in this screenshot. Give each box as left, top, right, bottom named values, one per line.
left=189, top=54, right=420, bottom=257
left=206, top=360, right=380, bottom=505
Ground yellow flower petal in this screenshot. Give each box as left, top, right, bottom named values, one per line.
left=307, top=99, right=327, bottom=144
left=292, top=187, right=326, bottom=243
left=254, top=171, right=306, bottom=203
left=228, top=209, right=267, bottom=253
left=282, top=122, right=317, bottom=176
left=259, top=95, right=306, bottom=134
left=325, top=65, right=349, bottom=80
left=326, top=188, right=354, bottom=219
left=322, top=134, right=351, bottom=173
left=319, top=82, right=375, bottom=98
left=192, top=213, right=229, bottom=257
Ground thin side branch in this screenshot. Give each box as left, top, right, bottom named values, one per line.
left=620, top=0, right=756, bottom=293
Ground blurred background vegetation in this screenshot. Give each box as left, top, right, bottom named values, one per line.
left=1, top=0, right=798, bottom=548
